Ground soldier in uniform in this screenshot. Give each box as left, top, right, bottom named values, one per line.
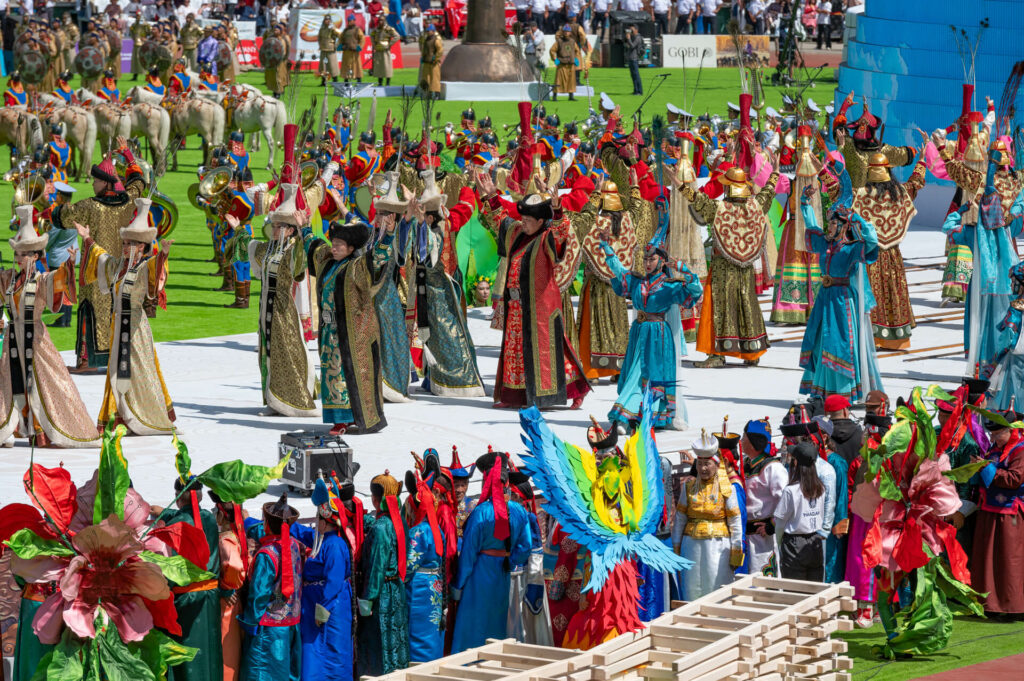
left=81, top=31, right=109, bottom=92
left=263, top=23, right=291, bottom=99
left=370, top=13, right=400, bottom=87
left=62, top=14, right=79, bottom=70
left=50, top=136, right=148, bottom=373
left=318, top=15, right=342, bottom=85
left=549, top=24, right=580, bottom=101
left=180, top=13, right=203, bottom=70
left=339, top=20, right=365, bottom=83
left=418, top=24, right=443, bottom=99
left=104, top=18, right=123, bottom=81
left=129, top=10, right=149, bottom=81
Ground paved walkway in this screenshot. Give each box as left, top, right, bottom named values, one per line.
left=909, top=654, right=1024, bottom=681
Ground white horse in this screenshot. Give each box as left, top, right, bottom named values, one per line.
left=167, top=92, right=226, bottom=170
left=0, top=109, right=44, bottom=167
left=75, top=89, right=132, bottom=153
left=38, top=105, right=98, bottom=181
left=222, top=85, right=286, bottom=170
left=129, top=102, right=172, bottom=176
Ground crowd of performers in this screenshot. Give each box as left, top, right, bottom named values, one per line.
left=5, top=376, right=1023, bottom=681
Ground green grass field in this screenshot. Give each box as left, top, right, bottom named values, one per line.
left=4, top=65, right=836, bottom=351
left=840, top=617, right=1024, bottom=681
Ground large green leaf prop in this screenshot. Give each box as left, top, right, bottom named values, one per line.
left=95, top=419, right=130, bottom=525
left=140, top=551, right=216, bottom=587
left=4, top=528, right=75, bottom=559
left=196, top=459, right=288, bottom=505
left=456, top=214, right=499, bottom=302
left=173, top=432, right=192, bottom=483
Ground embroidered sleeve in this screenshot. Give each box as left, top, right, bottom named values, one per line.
left=687, top=188, right=718, bottom=225
left=905, top=161, right=928, bottom=199
left=755, top=172, right=779, bottom=213
left=944, top=157, right=984, bottom=193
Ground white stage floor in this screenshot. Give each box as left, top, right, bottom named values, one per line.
left=0, top=213, right=970, bottom=518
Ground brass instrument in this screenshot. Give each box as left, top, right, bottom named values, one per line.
left=14, top=174, right=46, bottom=206
left=198, top=165, right=234, bottom=216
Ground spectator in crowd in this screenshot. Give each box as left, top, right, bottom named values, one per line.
left=815, top=0, right=831, bottom=48
left=698, top=0, right=720, bottom=34
left=746, top=0, right=765, bottom=34
left=651, top=0, right=670, bottom=37
left=514, top=0, right=531, bottom=25
left=531, top=0, right=548, bottom=33
left=523, top=22, right=545, bottom=79
left=546, top=0, right=563, bottom=33
left=592, top=0, right=611, bottom=42
left=405, top=2, right=422, bottom=41
left=624, top=24, right=643, bottom=95
left=620, top=0, right=644, bottom=11
left=675, top=0, right=696, bottom=34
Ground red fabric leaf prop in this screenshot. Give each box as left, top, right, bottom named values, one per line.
left=893, top=513, right=929, bottom=574
left=150, top=523, right=212, bottom=570
left=861, top=506, right=884, bottom=570
left=935, top=520, right=971, bottom=585
left=23, top=465, right=77, bottom=534
left=142, top=595, right=182, bottom=636
left=0, top=503, right=56, bottom=547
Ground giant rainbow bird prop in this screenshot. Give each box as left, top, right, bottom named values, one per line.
left=519, top=393, right=692, bottom=646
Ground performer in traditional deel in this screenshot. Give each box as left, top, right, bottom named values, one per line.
left=263, top=23, right=291, bottom=99
left=339, top=20, right=365, bottom=84
left=602, top=236, right=703, bottom=431
left=304, top=208, right=397, bottom=434
left=370, top=12, right=401, bottom=87
left=475, top=146, right=591, bottom=410
left=74, top=194, right=176, bottom=436
left=52, top=140, right=148, bottom=374
left=798, top=161, right=882, bottom=401
left=288, top=479, right=356, bottom=681
left=220, top=164, right=258, bottom=310
left=4, top=71, right=27, bottom=107
left=990, top=266, right=1024, bottom=409
left=572, top=179, right=638, bottom=383
left=418, top=24, right=443, bottom=99
left=241, top=494, right=304, bottom=681
left=357, top=472, right=410, bottom=676
left=318, top=15, right=342, bottom=85
left=451, top=452, right=533, bottom=652
left=143, top=65, right=165, bottom=95
left=0, top=207, right=99, bottom=448
left=549, top=24, right=580, bottom=101
left=180, top=13, right=204, bottom=70
left=403, top=469, right=447, bottom=663
left=53, top=70, right=75, bottom=103
left=672, top=430, right=745, bottom=600
left=688, top=159, right=779, bottom=368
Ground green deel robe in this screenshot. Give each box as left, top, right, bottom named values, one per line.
left=357, top=512, right=410, bottom=676
left=159, top=506, right=223, bottom=681
left=14, top=586, right=54, bottom=681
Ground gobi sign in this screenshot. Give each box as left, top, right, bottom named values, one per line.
left=661, top=35, right=717, bottom=68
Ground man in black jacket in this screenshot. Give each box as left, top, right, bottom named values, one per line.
left=824, top=394, right=864, bottom=465
left=624, top=25, right=644, bottom=95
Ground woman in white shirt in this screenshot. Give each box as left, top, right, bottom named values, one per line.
left=773, top=441, right=826, bottom=581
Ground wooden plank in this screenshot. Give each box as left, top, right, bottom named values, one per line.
left=477, top=653, right=550, bottom=669
left=699, top=603, right=775, bottom=622
left=671, top=614, right=750, bottom=631
left=731, top=587, right=807, bottom=606
left=407, top=673, right=470, bottom=681
left=438, top=666, right=509, bottom=681
left=687, top=660, right=742, bottom=681
left=494, top=643, right=579, bottom=660
left=750, top=577, right=831, bottom=594
left=591, top=637, right=652, bottom=666
left=592, top=650, right=654, bottom=680
left=651, top=625, right=731, bottom=642
left=651, top=635, right=709, bottom=653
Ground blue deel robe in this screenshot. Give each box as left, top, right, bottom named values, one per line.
left=824, top=451, right=849, bottom=583
left=943, top=186, right=1023, bottom=376
left=405, top=519, right=446, bottom=663
left=241, top=524, right=303, bottom=681
left=451, top=500, right=532, bottom=652
left=991, top=306, right=1024, bottom=409
left=798, top=199, right=882, bottom=401
left=602, top=246, right=702, bottom=429
left=290, top=525, right=354, bottom=681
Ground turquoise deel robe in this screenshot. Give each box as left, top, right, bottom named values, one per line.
left=451, top=500, right=532, bottom=652
left=375, top=222, right=412, bottom=401
left=602, top=246, right=703, bottom=429
left=358, top=512, right=410, bottom=676
left=824, top=451, right=849, bottom=583
left=290, top=525, right=354, bottom=681
left=798, top=199, right=882, bottom=401
left=241, top=527, right=304, bottom=681
left=405, top=519, right=446, bottom=663
left=991, top=306, right=1024, bottom=409
left=943, top=186, right=1023, bottom=377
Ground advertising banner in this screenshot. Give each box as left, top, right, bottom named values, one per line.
left=288, top=9, right=403, bottom=71
left=661, top=34, right=771, bottom=68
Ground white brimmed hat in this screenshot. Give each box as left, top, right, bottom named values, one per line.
left=120, top=198, right=157, bottom=243
left=374, top=170, right=409, bottom=214
left=268, top=183, right=306, bottom=226
left=419, top=170, right=446, bottom=213
left=9, top=205, right=47, bottom=252
left=691, top=429, right=720, bottom=460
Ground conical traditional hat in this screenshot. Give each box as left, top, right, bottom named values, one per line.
left=120, top=198, right=157, bottom=243
left=8, top=205, right=47, bottom=252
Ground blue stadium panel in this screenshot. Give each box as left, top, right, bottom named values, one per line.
left=834, top=0, right=1024, bottom=181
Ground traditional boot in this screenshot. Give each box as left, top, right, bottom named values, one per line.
left=694, top=354, right=726, bottom=368
left=216, top=263, right=235, bottom=292
left=225, top=281, right=250, bottom=309
left=143, top=296, right=157, bottom=318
